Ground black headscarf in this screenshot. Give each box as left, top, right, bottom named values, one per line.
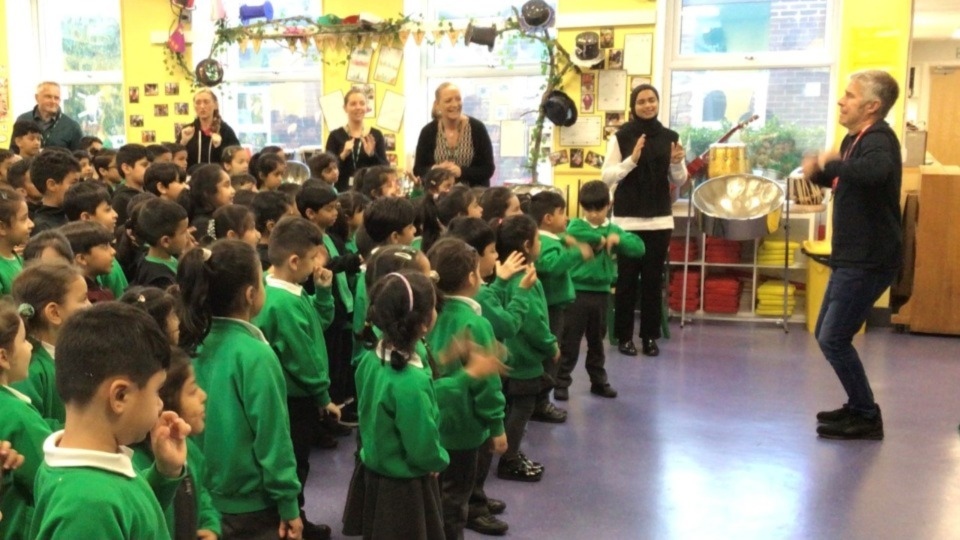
left=619, top=84, right=664, bottom=141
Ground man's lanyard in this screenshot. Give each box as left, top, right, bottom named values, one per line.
left=37, top=110, right=61, bottom=145
left=832, top=125, right=871, bottom=191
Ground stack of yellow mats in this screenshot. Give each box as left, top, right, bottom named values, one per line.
left=756, top=279, right=796, bottom=315
left=757, top=240, right=800, bottom=266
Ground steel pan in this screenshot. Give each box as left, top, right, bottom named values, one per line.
left=692, top=173, right=785, bottom=240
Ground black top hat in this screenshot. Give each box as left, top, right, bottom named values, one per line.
left=542, top=90, right=578, bottom=127
left=520, top=0, right=555, bottom=32
left=570, top=31, right=603, bottom=68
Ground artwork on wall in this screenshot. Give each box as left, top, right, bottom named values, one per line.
left=154, top=104, right=169, bottom=117
left=586, top=150, right=604, bottom=169
left=549, top=149, right=569, bottom=166
left=608, top=49, right=623, bottom=70
left=144, top=84, right=159, bottom=96
left=599, top=27, right=614, bottom=49
left=142, top=130, right=156, bottom=143
left=373, top=47, right=403, bottom=85
left=347, top=47, right=374, bottom=83
left=130, top=115, right=144, bottom=127
left=128, top=86, right=140, bottom=104
left=164, top=82, right=180, bottom=96
left=570, top=148, right=584, bottom=168
left=175, top=102, right=190, bottom=115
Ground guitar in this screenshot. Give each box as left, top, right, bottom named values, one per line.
left=685, top=114, right=759, bottom=178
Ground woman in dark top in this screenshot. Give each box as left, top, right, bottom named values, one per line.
left=324, top=88, right=388, bottom=192
left=179, top=89, right=240, bottom=169
left=413, top=82, right=495, bottom=187
left=601, top=84, right=687, bottom=358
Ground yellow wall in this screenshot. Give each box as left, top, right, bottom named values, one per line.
left=120, top=1, right=193, bottom=145
left=0, top=0, right=10, bottom=139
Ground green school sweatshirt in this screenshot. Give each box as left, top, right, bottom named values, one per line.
left=12, top=339, right=64, bottom=429
left=502, top=275, right=557, bottom=380
left=351, top=272, right=368, bottom=366
left=254, top=277, right=334, bottom=406
left=566, top=218, right=647, bottom=293
left=0, top=386, right=51, bottom=540
left=535, top=231, right=585, bottom=308
left=355, top=345, right=449, bottom=478
left=132, top=438, right=222, bottom=538
left=475, top=278, right=532, bottom=342
left=427, top=297, right=506, bottom=450
left=97, top=258, right=129, bottom=299
left=30, top=432, right=182, bottom=540
left=0, top=253, right=23, bottom=296
left=192, top=318, right=301, bottom=521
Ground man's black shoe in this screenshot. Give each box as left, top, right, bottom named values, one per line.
left=590, top=383, right=618, bottom=398
left=530, top=402, right=567, bottom=423
left=641, top=338, right=660, bottom=357
left=618, top=340, right=638, bottom=356
left=816, top=408, right=883, bottom=440
left=553, top=387, right=569, bottom=401
left=466, top=514, right=509, bottom=535
left=487, top=498, right=506, bottom=515
left=816, top=404, right=853, bottom=424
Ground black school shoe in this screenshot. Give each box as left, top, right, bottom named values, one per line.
left=497, top=457, right=543, bottom=482
left=553, top=387, right=569, bottom=401
left=530, top=402, right=567, bottom=423
left=518, top=452, right=544, bottom=473
left=618, top=340, right=638, bottom=356
left=590, top=383, right=618, bottom=398
left=816, top=407, right=884, bottom=440
left=466, top=514, right=509, bottom=536
left=301, top=517, right=332, bottom=540
left=641, top=338, right=660, bottom=357
left=487, top=498, right=506, bottom=515
left=816, top=404, right=854, bottom=424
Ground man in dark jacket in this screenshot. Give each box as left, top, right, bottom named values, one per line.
left=803, top=70, right=902, bottom=441
left=9, top=82, right=84, bottom=152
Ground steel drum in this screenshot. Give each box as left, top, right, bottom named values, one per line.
left=692, top=173, right=785, bottom=240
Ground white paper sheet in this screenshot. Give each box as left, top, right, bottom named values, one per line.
left=373, top=47, right=403, bottom=85
left=347, top=47, right=374, bottom=83
left=500, top=120, right=527, bottom=157
left=377, top=90, right=405, bottom=133
left=598, top=70, right=627, bottom=112
left=319, top=90, right=347, bottom=132
left=623, top=34, right=653, bottom=75
left=559, top=116, right=603, bottom=147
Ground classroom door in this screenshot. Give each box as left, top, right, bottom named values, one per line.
left=927, top=67, right=960, bottom=166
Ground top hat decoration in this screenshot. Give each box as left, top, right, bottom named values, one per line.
left=542, top=90, right=578, bottom=127
left=519, top=0, right=555, bottom=32
left=465, top=23, right=498, bottom=51
left=239, top=1, right=274, bottom=25
left=569, top=31, right=603, bottom=68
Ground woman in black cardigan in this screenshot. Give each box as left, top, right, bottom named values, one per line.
left=601, top=84, right=687, bottom=358
left=413, top=82, right=495, bottom=187
left=180, top=89, right=240, bottom=169
left=324, top=88, right=388, bottom=192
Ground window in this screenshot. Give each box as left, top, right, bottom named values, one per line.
left=412, top=0, right=558, bottom=186
left=195, top=0, right=322, bottom=151
left=664, top=0, right=835, bottom=178
left=37, top=0, right=125, bottom=146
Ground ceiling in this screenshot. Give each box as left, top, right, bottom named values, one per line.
left=913, top=0, right=960, bottom=40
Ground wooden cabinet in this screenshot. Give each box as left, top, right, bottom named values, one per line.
left=891, top=166, right=960, bottom=335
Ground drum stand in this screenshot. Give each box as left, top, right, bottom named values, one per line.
left=780, top=178, right=791, bottom=333
left=679, top=178, right=696, bottom=328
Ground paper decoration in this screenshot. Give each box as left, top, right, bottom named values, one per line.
left=319, top=90, right=348, bottom=130
left=377, top=90, right=405, bottom=133
left=623, top=34, right=653, bottom=75
left=373, top=47, right=403, bottom=86
left=598, top=70, right=627, bottom=112
left=559, top=116, right=602, bottom=147
left=500, top=120, right=527, bottom=158
left=347, top=47, right=374, bottom=83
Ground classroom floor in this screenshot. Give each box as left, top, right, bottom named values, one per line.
left=304, top=321, right=960, bottom=540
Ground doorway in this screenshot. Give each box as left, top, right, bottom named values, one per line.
left=927, top=66, right=960, bottom=166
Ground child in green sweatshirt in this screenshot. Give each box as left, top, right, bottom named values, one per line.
left=30, top=303, right=189, bottom=539
left=527, top=191, right=593, bottom=424
left=556, top=180, right=646, bottom=401
left=253, top=216, right=340, bottom=538
left=178, top=239, right=303, bottom=540
left=0, top=187, right=34, bottom=297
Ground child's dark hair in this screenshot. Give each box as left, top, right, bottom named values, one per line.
left=0, top=186, right=25, bottom=226
left=12, top=261, right=84, bottom=334
left=0, top=150, right=14, bottom=164
left=250, top=152, right=284, bottom=189
left=178, top=240, right=262, bottom=353
left=231, top=173, right=257, bottom=191
left=219, top=145, right=246, bottom=167
left=367, top=270, right=436, bottom=368
left=6, top=159, right=33, bottom=191
left=296, top=179, right=338, bottom=216
left=418, top=184, right=474, bottom=254
left=261, top=145, right=284, bottom=158
left=158, top=348, right=193, bottom=415
left=276, top=183, right=301, bottom=199
left=114, top=193, right=156, bottom=274
left=208, top=204, right=256, bottom=245
left=183, top=163, right=226, bottom=219
left=446, top=216, right=496, bottom=255
left=12, top=120, right=41, bottom=140
left=92, top=149, right=117, bottom=178
left=363, top=196, right=415, bottom=245
left=421, top=167, right=456, bottom=195
left=56, top=302, right=171, bottom=406
left=233, top=189, right=256, bottom=208
left=62, top=182, right=111, bottom=221
left=144, top=162, right=184, bottom=196
left=579, top=180, right=611, bottom=211
left=29, top=151, right=81, bottom=194
left=495, top=214, right=538, bottom=262
left=307, top=151, right=338, bottom=179
left=115, top=144, right=150, bottom=179
left=363, top=245, right=425, bottom=290
left=119, top=286, right=179, bottom=344
left=146, top=144, right=171, bottom=162
left=72, top=150, right=92, bottom=164
left=163, top=142, right=186, bottom=156
left=328, top=191, right=369, bottom=241
left=480, top=186, right=515, bottom=221
left=79, top=136, right=104, bottom=154
left=59, top=220, right=114, bottom=256
left=251, top=190, right=292, bottom=234
left=427, top=237, right=479, bottom=295
left=528, top=191, right=566, bottom=226
left=268, top=216, right=322, bottom=267
left=23, top=230, right=74, bottom=262
left=354, top=165, right=396, bottom=199
left=0, top=299, right=23, bottom=354
left=134, top=197, right=188, bottom=247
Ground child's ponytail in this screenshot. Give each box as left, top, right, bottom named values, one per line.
left=177, top=247, right=213, bottom=353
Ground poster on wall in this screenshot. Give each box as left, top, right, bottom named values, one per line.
left=623, top=34, right=653, bottom=75
left=0, top=77, right=9, bottom=124
left=373, top=47, right=403, bottom=85
left=598, top=70, right=627, bottom=112
left=347, top=47, right=374, bottom=83
left=377, top=90, right=405, bottom=133
left=559, top=116, right=602, bottom=147
left=319, top=90, right=348, bottom=130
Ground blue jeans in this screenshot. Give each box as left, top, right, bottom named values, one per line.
left=814, top=267, right=897, bottom=417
